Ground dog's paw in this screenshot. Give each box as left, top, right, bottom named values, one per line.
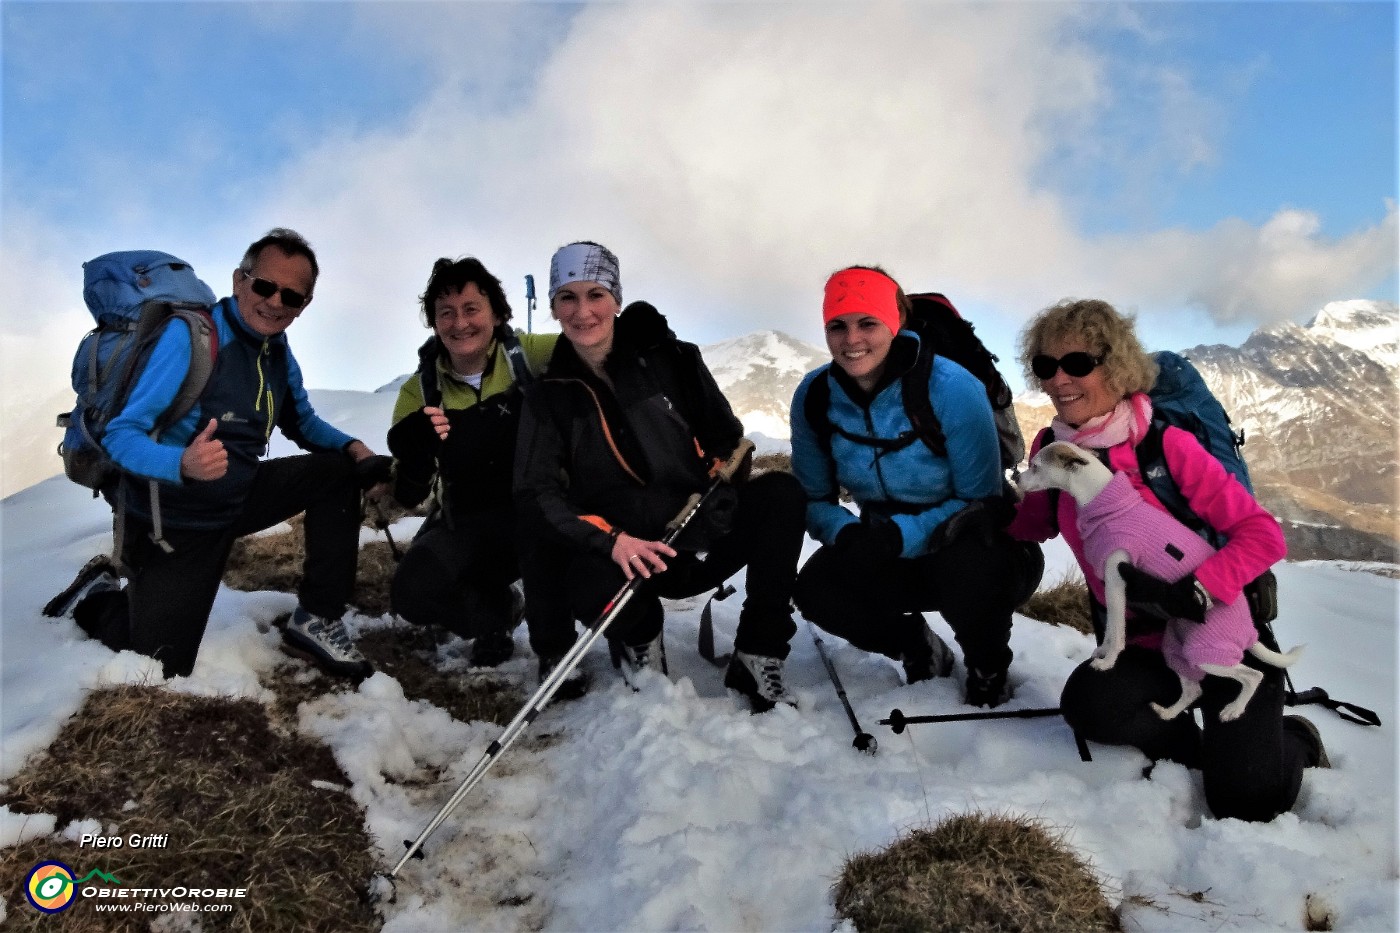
left=1090, top=647, right=1122, bottom=671
left=1218, top=701, right=1247, bottom=722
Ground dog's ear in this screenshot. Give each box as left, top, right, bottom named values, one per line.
left=1049, top=442, right=1095, bottom=472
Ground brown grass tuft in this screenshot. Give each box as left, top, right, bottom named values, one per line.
left=1019, top=569, right=1095, bottom=635
left=752, top=452, right=792, bottom=476
left=833, top=811, right=1119, bottom=933
left=0, top=685, right=379, bottom=932
left=223, top=515, right=399, bottom=618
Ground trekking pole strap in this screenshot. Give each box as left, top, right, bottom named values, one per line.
left=1287, top=687, right=1382, bottom=727
left=697, top=583, right=737, bottom=667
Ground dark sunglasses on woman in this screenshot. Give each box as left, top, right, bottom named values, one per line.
left=1031, top=351, right=1104, bottom=380
left=239, top=269, right=309, bottom=309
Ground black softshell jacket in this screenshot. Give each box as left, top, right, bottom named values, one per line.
left=514, top=302, right=743, bottom=556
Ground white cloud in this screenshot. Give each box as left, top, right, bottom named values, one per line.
left=3, top=0, right=1394, bottom=482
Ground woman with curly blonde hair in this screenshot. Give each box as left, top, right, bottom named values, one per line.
left=1016, top=298, right=1159, bottom=402
left=1008, top=297, right=1327, bottom=823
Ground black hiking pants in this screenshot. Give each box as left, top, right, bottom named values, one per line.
left=78, top=453, right=361, bottom=678
left=794, top=528, right=1042, bottom=676
left=391, top=507, right=519, bottom=641
left=520, top=471, right=806, bottom=662
left=1060, top=644, right=1310, bottom=821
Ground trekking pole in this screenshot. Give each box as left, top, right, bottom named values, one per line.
left=883, top=706, right=1092, bottom=762
left=369, top=500, right=402, bottom=562
left=524, top=274, right=536, bottom=333
left=383, top=439, right=756, bottom=886
left=808, top=621, right=876, bottom=754
left=882, top=706, right=1062, bottom=732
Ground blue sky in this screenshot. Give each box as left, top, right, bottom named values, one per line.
left=2, top=0, right=1395, bottom=416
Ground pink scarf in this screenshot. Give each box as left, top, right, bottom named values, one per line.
left=1051, top=392, right=1153, bottom=450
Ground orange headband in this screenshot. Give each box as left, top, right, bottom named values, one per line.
left=822, top=268, right=901, bottom=336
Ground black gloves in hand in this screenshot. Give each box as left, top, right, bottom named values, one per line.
left=834, top=513, right=904, bottom=561
left=354, top=454, right=394, bottom=490
left=935, top=496, right=1014, bottom=550
left=1118, top=564, right=1210, bottom=624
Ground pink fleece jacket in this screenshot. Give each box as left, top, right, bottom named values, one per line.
left=1078, top=472, right=1259, bottom=679
left=1008, top=400, right=1286, bottom=653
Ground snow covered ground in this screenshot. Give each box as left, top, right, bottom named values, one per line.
left=2, top=390, right=1397, bottom=931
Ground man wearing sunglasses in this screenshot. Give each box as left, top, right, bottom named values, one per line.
left=65, top=228, right=387, bottom=682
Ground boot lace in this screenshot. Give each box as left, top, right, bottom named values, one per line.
left=308, top=617, right=363, bottom=661
left=754, top=656, right=788, bottom=700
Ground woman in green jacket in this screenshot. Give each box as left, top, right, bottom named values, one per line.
left=387, top=257, right=556, bottom=665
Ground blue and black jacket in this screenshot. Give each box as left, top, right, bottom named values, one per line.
left=103, top=296, right=355, bottom=529
left=789, top=331, right=1001, bottom=558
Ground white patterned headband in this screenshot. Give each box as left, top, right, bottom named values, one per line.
left=548, top=242, right=621, bottom=305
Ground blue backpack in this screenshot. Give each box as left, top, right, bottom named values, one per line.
left=58, top=250, right=219, bottom=498
left=1137, top=350, right=1252, bottom=539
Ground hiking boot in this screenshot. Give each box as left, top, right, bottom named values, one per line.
left=282, top=607, right=373, bottom=680
left=900, top=614, right=955, bottom=684
left=610, top=632, right=668, bottom=680
left=724, top=650, right=797, bottom=714
left=43, top=555, right=122, bottom=619
left=965, top=666, right=1012, bottom=708
left=539, top=654, right=590, bottom=701
left=470, top=628, right=515, bottom=667
left=1283, top=715, right=1331, bottom=769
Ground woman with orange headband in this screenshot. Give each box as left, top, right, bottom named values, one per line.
left=790, top=265, right=1041, bottom=707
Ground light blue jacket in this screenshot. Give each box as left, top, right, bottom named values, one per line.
left=104, top=297, right=354, bottom=527
left=789, top=332, right=1001, bottom=558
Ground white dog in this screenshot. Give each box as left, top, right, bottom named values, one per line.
left=1017, top=440, right=1300, bottom=722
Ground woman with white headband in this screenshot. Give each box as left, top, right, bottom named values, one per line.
left=513, top=241, right=807, bottom=711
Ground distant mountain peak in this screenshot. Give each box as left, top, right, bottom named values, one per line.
left=1303, top=299, right=1398, bottom=369
left=701, top=330, right=827, bottom=440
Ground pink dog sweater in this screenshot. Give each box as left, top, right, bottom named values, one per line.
left=1077, top=471, right=1257, bottom=681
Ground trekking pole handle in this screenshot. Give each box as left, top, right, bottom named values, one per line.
left=714, top=438, right=756, bottom=483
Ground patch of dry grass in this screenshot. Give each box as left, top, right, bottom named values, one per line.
left=752, top=452, right=792, bottom=476
left=1019, top=569, right=1094, bottom=635
left=223, top=514, right=398, bottom=618
left=0, top=685, right=379, bottom=932
left=833, top=811, right=1119, bottom=933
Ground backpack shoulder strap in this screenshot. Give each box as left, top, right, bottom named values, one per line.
left=900, top=342, right=946, bottom=457
left=802, top=367, right=835, bottom=455
left=415, top=336, right=443, bottom=409
left=151, top=305, right=218, bottom=438
left=1134, top=419, right=1213, bottom=538
left=497, top=325, right=534, bottom=387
